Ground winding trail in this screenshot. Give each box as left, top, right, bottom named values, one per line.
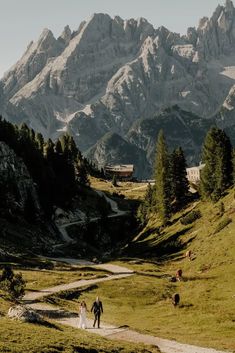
left=23, top=259, right=230, bottom=353
left=55, top=190, right=127, bottom=245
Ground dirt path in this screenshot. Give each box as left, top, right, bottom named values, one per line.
left=23, top=273, right=132, bottom=301
left=23, top=261, right=230, bottom=353
left=23, top=260, right=134, bottom=302
left=55, top=190, right=126, bottom=245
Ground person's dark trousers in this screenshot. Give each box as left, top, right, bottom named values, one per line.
left=93, top=312, right=101, bottom=328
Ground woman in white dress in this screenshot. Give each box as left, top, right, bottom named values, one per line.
left=79, top=300, right=87, bottom=329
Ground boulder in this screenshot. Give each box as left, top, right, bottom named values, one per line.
left=8, top=305, right=42, bottom=323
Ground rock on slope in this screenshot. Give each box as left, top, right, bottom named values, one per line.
left=0, top=141, right=56, bottom=252
left=2, top=1, right=235, bottom=176
left=0, top=141, right=40, bottom=213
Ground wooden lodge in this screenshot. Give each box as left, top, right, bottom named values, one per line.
left=104, top=164, right=134, bottom=180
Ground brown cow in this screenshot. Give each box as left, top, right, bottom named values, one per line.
left=176, top=269, right=182, bottom=281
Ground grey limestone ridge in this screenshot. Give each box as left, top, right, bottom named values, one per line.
left=2, top=1, right=235, bottom=176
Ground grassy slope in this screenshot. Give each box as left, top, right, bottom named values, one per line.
left=0, top=260, right=158, bottom=353
left=68, top=189, right=235, bottom=351
left=1, top=183, right=235, bottom=352
left=90, top=177, right=148, bottom=201
left=0, top=318, right=159, bottom=353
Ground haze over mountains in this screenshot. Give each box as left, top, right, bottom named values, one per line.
left=2, top=0, right=235, bottom=176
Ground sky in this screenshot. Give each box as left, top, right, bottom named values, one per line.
left=0, top=0, right=226, bottom=77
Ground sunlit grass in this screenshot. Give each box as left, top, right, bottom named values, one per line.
left=90, top=177, right=148, bottom=200
left=0, top=317, right=159, bottom=353
left=50, top=189, right=235, bottom=351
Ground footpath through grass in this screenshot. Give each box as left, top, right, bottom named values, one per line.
left=51, top=190, right=235, bottom=352
left=0, top=260, right=159, bottom=353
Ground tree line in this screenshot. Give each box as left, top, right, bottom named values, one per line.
left=138, top=126, right=234, bottom=226
left=0, top=117, right=99, bottom=218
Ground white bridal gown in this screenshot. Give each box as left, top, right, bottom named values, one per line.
left=79, top=306, right=87, bottom=329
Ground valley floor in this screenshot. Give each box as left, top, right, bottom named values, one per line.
left=15, top=259, right=234, bottom=353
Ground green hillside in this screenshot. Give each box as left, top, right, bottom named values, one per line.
left=74, top=188, right=235, bottom=351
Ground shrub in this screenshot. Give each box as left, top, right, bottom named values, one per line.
left=112, top=174, right=117, bottom=187
left=214, top=217, right=232, bottom=234
left=0, top=266, right=26, bottom=302
left=218, top=202, right=225, bottom=216
left=180, top=210, right=201, bottom=225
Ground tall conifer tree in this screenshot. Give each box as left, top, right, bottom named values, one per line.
left=200, top=127, right=233, bottom=201
left=154, top=130, right=171, bottom=224
left=171, top=147, right=189, bottom=208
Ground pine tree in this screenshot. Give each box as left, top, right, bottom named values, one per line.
left=55, top=139, right=63, bottom=155
left=59, top=134, right=69, bottom=158
left=76, top=159, right=90, bottom=187
left=67, top=135, right=78, bottom=162
left=44, top=139, right=55, bottom=161
left=154, top=130, right=171, bottom=224
left=137, top=183, right=154, bottom=225
left=35, top=132, right=44, bottom=153
left=170, top=147, right=189, bottom=209
left=201, top=127, right=233, bottom=201
left=112, top=174, right=117, bottom=186
left=29, top=128, right=35, bottom=142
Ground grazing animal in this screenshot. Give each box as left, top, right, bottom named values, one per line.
left=172, top=293, right=180, bottom=306
left=185, top=250, right=192, bottom=260
left=169, top=276, right=177, bottom=282
left=176, top=269, right=182, bottom=281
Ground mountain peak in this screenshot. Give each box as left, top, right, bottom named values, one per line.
left=39, top=28, right=54, bottom=40
left=225, top=0, right=234, bottom=12
left=37, top=28, right=56, bottom=50
left=58, top=25, right=71, bottom=44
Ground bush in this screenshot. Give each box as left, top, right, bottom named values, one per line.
left=214, top=217, right=232, bottom=234
left=112, top=175, right=117, bottom=187
left=218, top=202, right=225, bottom=216
left=0, top=266, right=26, bottom=302
left=180, top=210, right=201, bottom=225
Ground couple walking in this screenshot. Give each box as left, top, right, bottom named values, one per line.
left=79, top=296, right=103, bottom=329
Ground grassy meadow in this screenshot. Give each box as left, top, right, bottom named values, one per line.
left=1, top=183, right=235, bottom=352
left=47, top=188, right=235, bottom=351
left=0, top=260, right=159, bottom=353
left=90, top=177, right=149, bottom=201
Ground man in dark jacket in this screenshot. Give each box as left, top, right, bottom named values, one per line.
left=91, top=296, right=103, bottom=328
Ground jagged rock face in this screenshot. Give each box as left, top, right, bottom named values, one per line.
left=0, top=142, right=41, bottom=213
left=2, top=3, right=235, bottom=176
left=2, top=29, right=65, bottom=100
left=196, top=0, right=235, bottom=59
left=127, top=106, right=215, bottom=167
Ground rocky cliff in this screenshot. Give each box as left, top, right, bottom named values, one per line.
left=0, top=142, right=56, bottom=253
left=0, top=141, right=40, bottom=214
left=2, top=1, right=235, bottom=176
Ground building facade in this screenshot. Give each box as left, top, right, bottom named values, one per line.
left=104, top=164, right=134, bottom=180
left=186, top=163, right=205, bottom=183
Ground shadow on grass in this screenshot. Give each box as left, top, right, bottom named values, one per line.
left=183, top=275, right=217, bottom=282
left=136, top=272, right=167, bottom=279
left=179, top=303, right=194, bottom=309
left=34, top=306, right=78, bottom=321
left=36, top=319, right=63, bottom=330
left=127, top=226, right=194, bottom=262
